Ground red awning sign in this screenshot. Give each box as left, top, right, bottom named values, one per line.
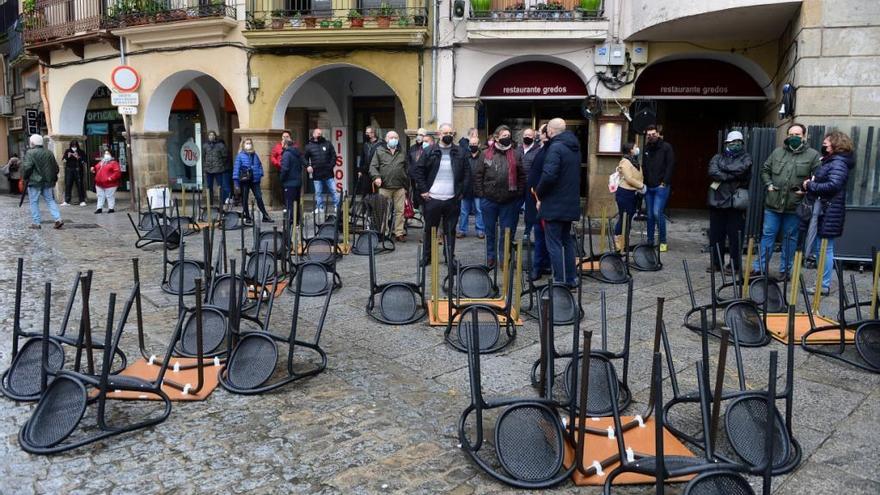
left=634, top=59, right=766, bottom=100
left=481, top=62, right=588, bottom=100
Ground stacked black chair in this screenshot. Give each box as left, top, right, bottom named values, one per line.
left=366, top=235, right=427, bottom=325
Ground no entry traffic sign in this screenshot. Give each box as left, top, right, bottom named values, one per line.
left=111, top=65, right=141, bottom=93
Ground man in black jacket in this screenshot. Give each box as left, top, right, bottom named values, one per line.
left=641, top=124, right=675, bottom=252
left=303, top=128, right=339, bottom=213
left=411, top=123, right=471, bottom=265
left=358, top=126, right=384, bottom=196
left=534, top=118, right=580, bottom=288
left=61, top=140, right=88, bottom=206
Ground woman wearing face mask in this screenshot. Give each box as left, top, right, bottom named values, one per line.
left=613, top=142, right=645, bottom=252
left=233, top=138, right=272, bottom=224
left=474, top=125, right=526, bottom=268
left=801, top=131, right=854, bottom=296
left=91, top=148, right=122, bottom=213
left=706, top=131, right=752, bottom=273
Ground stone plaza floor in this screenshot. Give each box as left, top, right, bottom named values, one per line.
left=1, top=194, right=878, bottom=494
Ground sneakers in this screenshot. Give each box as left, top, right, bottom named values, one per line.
left=107, top=209, right=115, bottom=213
left=806, top=286, right=830, bottom=296
left=54, top=220, right=64, bottom=229
left=659, top=243, right=668, bottom=253
left=29, top=224, right=41, bottom=230
left=477, top=232, right=485, bottom=239
left=456, top=232, right=465, bottom=239
left=95, top=208, right=102, bottom=214
left=79, top=202, right=87, bottom=207
left=60, top=202, right=69, bottom=206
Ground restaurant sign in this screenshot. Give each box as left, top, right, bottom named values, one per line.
left=634, top=59, right=766, bottom=100
left=481, top=61, right=588, bottom=99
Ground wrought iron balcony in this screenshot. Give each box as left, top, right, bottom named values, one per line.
left=21, top=0, right=106, bottom=43
left=245, top=0, right=428, bottom=30
left=103, top=0, right=236, bottom=29
left=470, top=0, right=603, bottom=21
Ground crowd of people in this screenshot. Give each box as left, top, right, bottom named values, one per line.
left=11, top=119, right=857, bottom=298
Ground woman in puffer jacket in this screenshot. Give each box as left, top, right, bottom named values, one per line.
left=803, top=130, right=855, bottom=295
left=707, top=131, right=752, bottom=273
left=233, top=137, right=272, bottom=224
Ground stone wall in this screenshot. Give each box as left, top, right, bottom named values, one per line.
left=783, top=0, right=880, bottom=124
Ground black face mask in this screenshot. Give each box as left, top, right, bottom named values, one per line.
left=498, top=137, right=512, bottom=147
left=821, top=147, right=831, bottom=156
left=441, top=135, right=454, bottom=145
left=468, top=145, right=479, bottom=153
left=522, top=137, right=534, bottom=145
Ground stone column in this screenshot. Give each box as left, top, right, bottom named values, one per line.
left=48, top=134, right=86, bottom=201
left=233, top=128, right=286, bottom=208
left=129, top=132, right=172, bottom=200
left=452, top=98, right=480, bottom=137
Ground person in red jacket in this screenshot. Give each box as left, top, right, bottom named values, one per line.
left=270, top=130, right=292, bottom=171
left=91, top=148, right=122, bottom=213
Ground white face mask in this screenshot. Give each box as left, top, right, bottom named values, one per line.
left=71, top=146, right=77, bottom=151
left=103, top=153, right=111, bottom=161
left=632, top=147, right=640, bottom=157
left=244, top=143, right=253, bottom=151
left=416, top=135, right=424, bottom=143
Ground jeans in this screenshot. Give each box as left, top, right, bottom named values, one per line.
left=709, top=207, right=745, bottom=271
left=812, top=236, right=835, bottom=289
left=206, top=171, right=231, bottom=204
left=28, top=186, right=61, bottom=224
left=752, top=209, right=800, bottom=275
left=544, top=220, right=577, bottom=286
left=422, top=197, right=460, bottom=264
left=523, top=190, right=537, bottom=240
left=645, top=185, right=670, bottom=244
left=481, top=198, right=521, bottom=264
left=532, top=220, right=550, bottom=278
left=240, top=180, right=269, bottom=220
left=96, top=186, right=117, bottom=210
left=457, top=197, right=484, bottom=235
left=64, top=166, right=86, bottom=204
left=313, top=178, right=341, bottom=211
left=614, top=188, right=637, bottom=236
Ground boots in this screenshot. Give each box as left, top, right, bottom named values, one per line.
left=614, top=235, right=625, bottom=252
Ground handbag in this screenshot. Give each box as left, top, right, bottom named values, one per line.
left=239, top=166, right=253, bottom=183
left=404, top=194, right=415, bottom=219
left=608, top=170, right=620, bottom=193
left=731, top=188, right=749, bottom=210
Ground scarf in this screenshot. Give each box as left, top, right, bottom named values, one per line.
left=485, top=141, right=518, bottom=191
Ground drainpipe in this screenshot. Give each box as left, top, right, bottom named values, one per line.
left=430, top=0, right=439, bottom=124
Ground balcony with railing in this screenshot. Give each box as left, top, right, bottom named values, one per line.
left=21, top=0, right=239, bottom=58
left=107, top=0, right=239, bottom=49
left=243, top=0, right=429, bottom=47
left=466, top=0, right=607, bottom=40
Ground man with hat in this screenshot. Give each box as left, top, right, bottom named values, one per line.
left=22, top=134, right=63, bottom=229
left=707, top=130, right=752, bottom=273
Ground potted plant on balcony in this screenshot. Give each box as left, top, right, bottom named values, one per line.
left=271, top=9, right=286, bottom=29
left=290, top=12, right=303, bottom=27
left=373, top=2, right=395, bottom=29
left=319, top=18, right=331, bottom=28
left=347, top=9, right=364, bottom=28
left=246, top=13, right=266, bottom=29
left=470, top=0, right=490, bottom=18
left=503, top=3, right=524, bottom=20
left=303, top=13, right=317, bottom=28
left=332, top=18, right=343, bottom=28
left=578, top=0, right=601, bottom=18
left=397, top=14, right=411, bottom=27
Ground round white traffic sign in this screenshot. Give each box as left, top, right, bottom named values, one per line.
left=111, top=65, right=141, bottom=93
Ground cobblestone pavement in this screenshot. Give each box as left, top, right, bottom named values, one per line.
left=1, top=194, right=878, bottom=495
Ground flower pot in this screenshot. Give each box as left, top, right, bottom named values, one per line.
left=271, top=18, right=285, bottom=29
left=290, top=18, right=301, bottom=27
left=319, top=19, right=330, bottom=28
left=349, top=17, right=364, bottom=27
left=332, top=19, right=343, bottom=28
left=303, top=16, right=317, bottom=28
left=580, top=0, right=601, bottom=11
left=376, top=15, right=391, bottom=28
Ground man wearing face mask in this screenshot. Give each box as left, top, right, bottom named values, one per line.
left=474, top=125, right=526, bottom=268
left=61, top=140, right=88, bottom=207
left=641, top=124, right=675, bottom=252
left=303, top=128, right=340, bottom=213
left=203, top=130, right=229, bottom=205
left=517, top=128, right=540, bottom=240
left=456, top=135, right=485, bottom=240
left=370, top=130, right=409, bottom=242
left=707, top=131, right=752, bottom=274
left=535, top=118, right=580, bottom=289
left=752, top=123, right=820, bottom=279
left=359, top=126, right=384, bottom=196
left=407, top=128, right=429, bottom=209
left=411, top=123, right=471, bottom=265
